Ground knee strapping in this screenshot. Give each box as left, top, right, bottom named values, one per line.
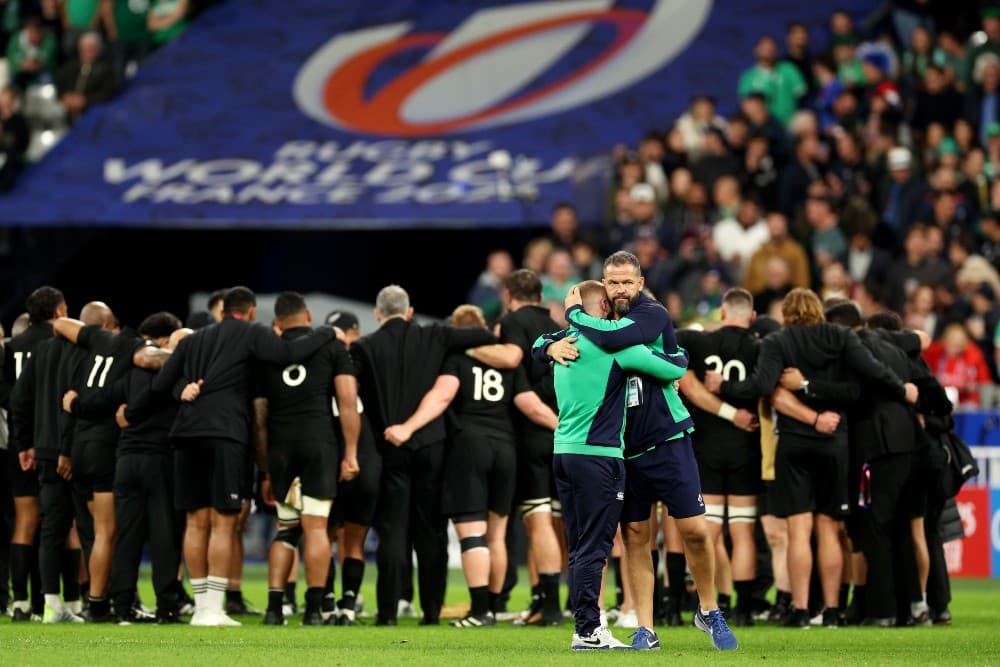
left=274, top=525, right=303, bottom=550
left=519, top=498, right=552, bottom=517
left=301, top=495, right=333, bottom=519
left=704, top=503, right=725, bottom=525
left=459, top=535, right=488, bottom=553
left=550, top=499, right=562, bottom=519
left=728, top=505, right=758, bottom=523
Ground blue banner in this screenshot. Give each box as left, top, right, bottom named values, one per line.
left=0, top=0, right=873, bottom=228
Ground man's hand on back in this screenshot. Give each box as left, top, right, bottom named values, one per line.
left=547, top=337, right=579, bottom=367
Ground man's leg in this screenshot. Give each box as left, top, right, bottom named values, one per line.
left=87, top=491, right=115, bottom=612
left=374, top=447, right=411, bottom=625
left=184, top=508, right=211, bottom=612
left=486, top=512, right=508, bottom=603
left=454, top=518, right=491, bottom=620
left=337, top=522, right=367, bottom=618
left=266, top=509, right=301, bottom=623
left=0, top=452, right=14, bottom=612
left=300, top=502, right=333, bottom=622
left=205, top=509, right=238, bottom=616
left=815, top=514, right=844, bottom=611
left=410, top=442, right=447, bottom=624
left=225, top=500, right=253, bottom=614
left=555, top=455, right=624, bottom=642
left=146, top=456, right=181, bottom=618
left=704, top=490, right=729, bottom=609
left=760, top=513, right=790, bottom=614
left=519, top=436, right=563, bottom=624
left=728, top=495, right=758, bottom=623
left=623, top=519, right=655, bottom=628
left=10, top=495, right=40, bottom=617
left=675, top=515, right=717, bottom=613
left=38, top=465, right=77, bottom=621
left=785, top=512, right=814, bottom=612
left=109, top=457, right=145, bottom=621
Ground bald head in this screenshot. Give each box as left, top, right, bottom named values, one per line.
left=80, top=301, right=114, bottom=329
left=12, top=312, right=31, bottom=337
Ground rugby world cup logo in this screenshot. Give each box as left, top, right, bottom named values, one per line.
left=293, top=0, right=712, bottom=136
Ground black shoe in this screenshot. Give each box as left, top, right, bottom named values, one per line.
left=375, top=616, right=397, bottom=626
left=728, top=609, right=755, bottom=627
left=12, top=608, right=33, bottom=622
left=666, top=611, right=683, bottom=627
left=844, top=603, right=863, bottom=626
left=784, top=609, right=811, bottom=628
left=932, top=607, right=952, bottom=625
left=860, top=616, right=895, bottom=627
left=302, top=610, right=324, bottom=626
left=767, top=599, right=791, bottom=624
left=451, top=612, right=497, bottom=628
left=419, top=617, right=440, bottom=626
left=225, top=598, right=261, bottom=616
left=118, top=607, right=156, bottom=624
left=156, top=610, right=183, bottom=625
left=82, top=607, right=116, bottom=624
left=263, top=609, right=287, bottom=626
left=822, top=608, right=840, bottom=628
left=528, top=611, right=564, bottom=627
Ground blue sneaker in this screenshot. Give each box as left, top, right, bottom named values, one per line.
left=694, top=607, right=739, bottom=650
left=629, top=626, right=661, bottom=650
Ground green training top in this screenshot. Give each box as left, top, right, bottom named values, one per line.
left=533, top=326, right=688, bottom=459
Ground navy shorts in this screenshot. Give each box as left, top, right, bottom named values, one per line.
left=622, top=434, right=705, bottom=524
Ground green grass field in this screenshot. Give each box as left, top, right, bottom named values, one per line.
left=1, top=565, right=998, bottom=666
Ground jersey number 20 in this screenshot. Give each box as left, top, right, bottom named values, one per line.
left=704, top=355, right=746, bottom=382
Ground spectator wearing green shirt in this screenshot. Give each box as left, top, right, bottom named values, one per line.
left=147, top=0, right=187, bottom=46
left=62, top=0, right=101, bottom=56
left=934, top=30, right=967, bottom=91
left=832, top=36, right=865, bottom=90
left=7, top=16, right=58, bottom=89
left=738, top=35, right=806, bottom=126
left=101, top=0, right=152, bottom=84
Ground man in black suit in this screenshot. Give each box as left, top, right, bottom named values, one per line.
left=350, top=285, right=503, bottom=626
left=55, top=31, right=116, bottom=124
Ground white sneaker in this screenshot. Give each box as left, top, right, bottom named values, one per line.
left=614, top=609, right=639, bottom=629
left=190, top=611, right=242, bottom=627
left=397, top=599, right=417, bottom=618
left=571, top=626, right=630, bottom=650
left=42, top=606, right=84, bottom=624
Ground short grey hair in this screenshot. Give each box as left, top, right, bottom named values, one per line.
left=80, top=31, right=103, bottom=49
left=603, top=250, right=642, bottom=276
left=375, top=284, right=410, bottom=317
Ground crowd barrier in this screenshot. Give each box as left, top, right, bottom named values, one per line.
left=949, top=412, right=1000, bottom=578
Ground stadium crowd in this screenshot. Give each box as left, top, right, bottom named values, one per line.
left=468, top=3, right=1000, bottom=411
left=0, top=0, right=221, bottom=191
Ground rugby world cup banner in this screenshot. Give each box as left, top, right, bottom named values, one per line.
left=1, top=0, right=872, bottom=228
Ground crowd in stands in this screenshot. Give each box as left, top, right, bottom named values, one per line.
left=0, top=0, right=219, bottom=191
left=469, top=3, right=1000, bottom=410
